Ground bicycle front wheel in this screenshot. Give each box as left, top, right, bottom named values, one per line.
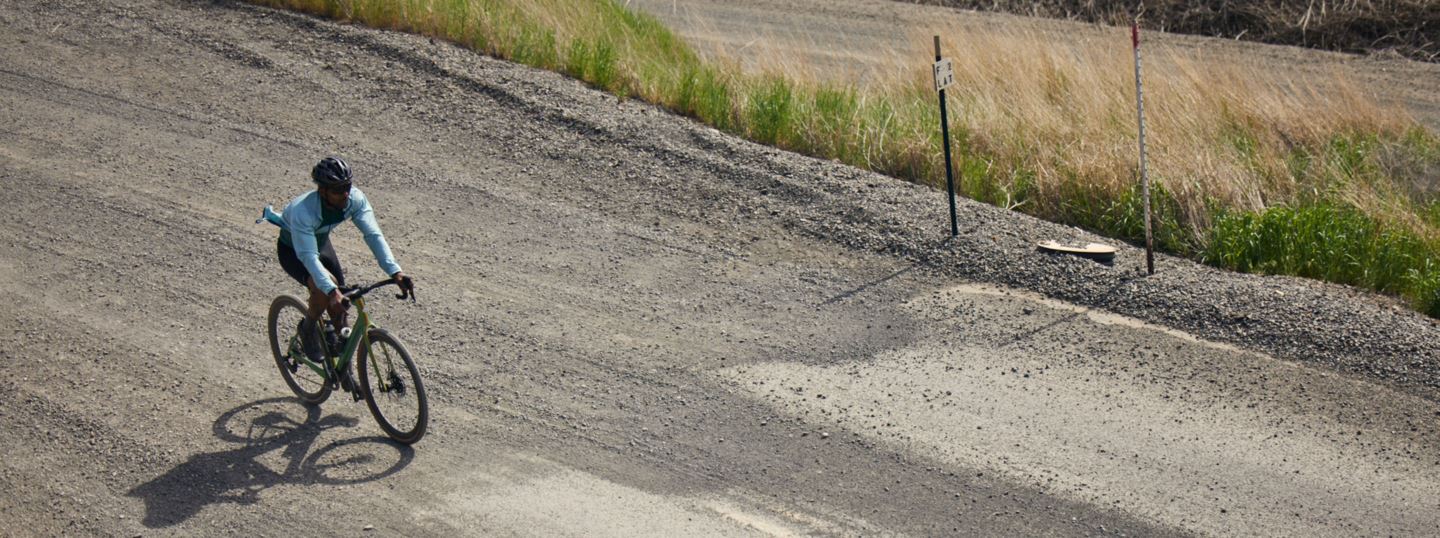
left=357, top=329, right=428, bottom=444
left=267, top=295, right=331, bottom=405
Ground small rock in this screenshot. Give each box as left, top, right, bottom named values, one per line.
left=363, top=525, right=375, bottom=531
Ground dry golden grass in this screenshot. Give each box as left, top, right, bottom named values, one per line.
left=685, top=17, right=1429, bottom=239
left=912, top=22, right=1422, bottom=242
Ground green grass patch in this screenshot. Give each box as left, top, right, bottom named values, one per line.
left=673, top=64, right=733, bottom=131
left=564, top=37, right=620, bottom=94
left=1205, top=202, right=1440, bottom=315
left=1054, top=176, right=1196, bottom=256
left=745, top=76, right=796, bottom=147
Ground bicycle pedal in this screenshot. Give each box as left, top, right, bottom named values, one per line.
left=339, top=373, right=357, bottom=393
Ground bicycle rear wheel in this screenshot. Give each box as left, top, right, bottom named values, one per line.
left=357, top=329, right=427, bottom=444
left=267, top=295, right=331, bottom=405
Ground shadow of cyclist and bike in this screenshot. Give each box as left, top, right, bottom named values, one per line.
left=126, top=397, right=414, bottom=528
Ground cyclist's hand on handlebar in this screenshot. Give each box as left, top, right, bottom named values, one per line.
left=392, top=271, right=413, bottom=290
left=392, top=271, right=415, bottom=300
left=327, top=288, right=346, bottom=309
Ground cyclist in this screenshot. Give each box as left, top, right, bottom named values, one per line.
left=275, top=156, right=413, bottom=362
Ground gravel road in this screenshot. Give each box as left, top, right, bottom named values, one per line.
left=2, top=0, right=1438, bottom=536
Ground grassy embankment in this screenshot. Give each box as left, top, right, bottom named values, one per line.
left=249, top=0, right=1440, bottom=316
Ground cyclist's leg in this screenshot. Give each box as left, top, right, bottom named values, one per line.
left=304, top=278, right=328, bottom=320
left=302, top=278, right=348, bottom=332
left=280, top=239, right=346, bottom=321
left=279, top=238, right=347, bottom=358
left=278, top=239, right=324, bottom=361
left=314, top=240, right=347, bottom=332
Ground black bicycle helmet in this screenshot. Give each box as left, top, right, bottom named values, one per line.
left=311, top=156, right=352, bottom=188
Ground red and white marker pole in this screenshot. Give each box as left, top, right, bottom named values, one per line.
left=1132, top=20, right=1155, bottom=275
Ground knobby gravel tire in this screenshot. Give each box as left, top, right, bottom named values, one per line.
left=267, top=295, right=332, bottom=405
left=357, top=328, right=428, bottom=444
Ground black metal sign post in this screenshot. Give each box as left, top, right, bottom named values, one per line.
left=934, top=36, right=958, bottom=237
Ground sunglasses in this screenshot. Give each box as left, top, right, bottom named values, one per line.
left=322, top=183, right=352, bottom=195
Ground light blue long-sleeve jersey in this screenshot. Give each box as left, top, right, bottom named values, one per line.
left=277, top=188, right=402, bottom=294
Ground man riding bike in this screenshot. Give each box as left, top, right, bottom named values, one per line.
left=275, top=156, right=413, bottom=362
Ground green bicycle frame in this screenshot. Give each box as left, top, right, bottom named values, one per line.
left=290, top=296, right=376, bottom=382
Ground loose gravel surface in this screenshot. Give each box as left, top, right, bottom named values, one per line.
left=2, top=0, right=1438, bottom=536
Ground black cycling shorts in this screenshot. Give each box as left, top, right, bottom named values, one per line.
left=277, top=239, right=346, bottom=290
